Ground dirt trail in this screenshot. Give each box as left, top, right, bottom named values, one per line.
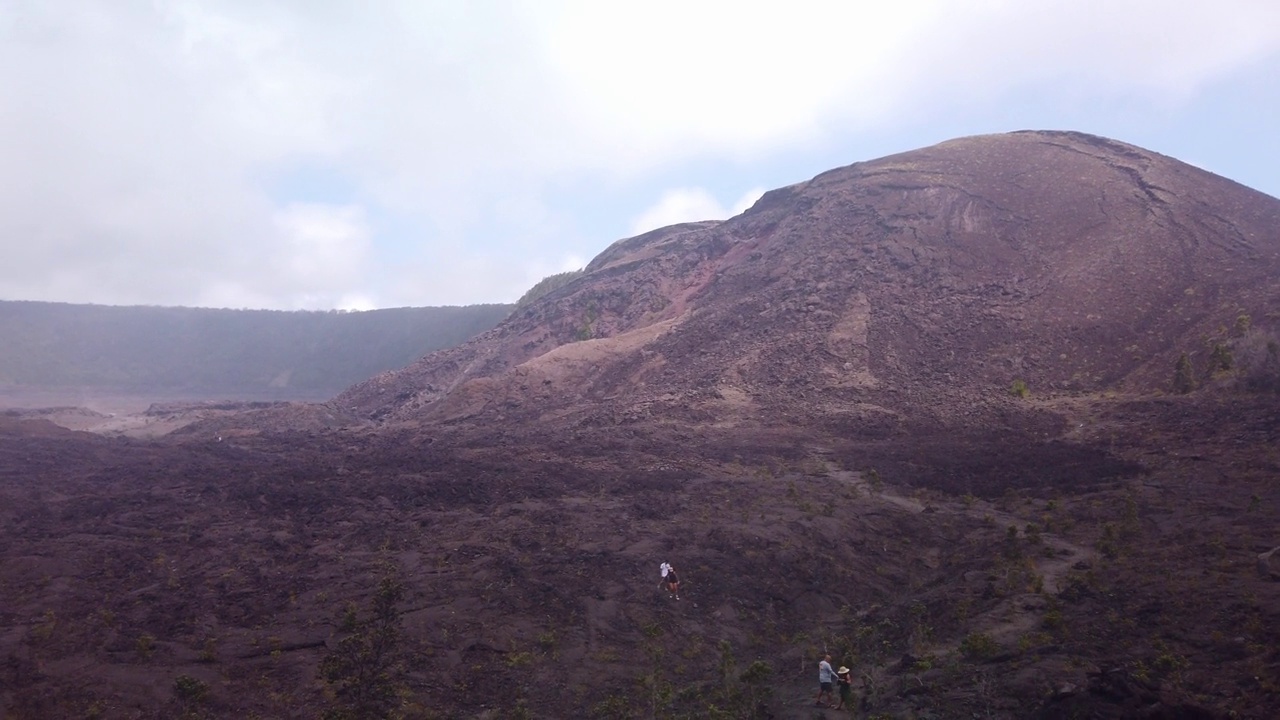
left=773, top=462, right=1096, bottom=718
left=833, top=464, right=1093, bottom=593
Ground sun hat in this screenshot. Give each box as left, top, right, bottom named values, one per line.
left=837, top=666, right=850, bottom=674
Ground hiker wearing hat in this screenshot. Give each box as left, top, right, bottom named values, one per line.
left=834, top=665, right=853, bottom=711
left=815, top=654, right=837, bottom=707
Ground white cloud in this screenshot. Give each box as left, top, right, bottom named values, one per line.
left=731, top=188, right=766, bottom=216
left=630, top=187, right=767, bottom=236
left=535, top=1, right=936, bottom=163
left=630, top=188, right=725, bottom=236
left=272, top=203, right=371, bottom=295
left=336, top=293, right=377, bottom=312
left=533, top=1, right=1280, bottom=166
left=891, top=0, right=1280, bottom=108
left=1, top=1, right=1278, bottom=308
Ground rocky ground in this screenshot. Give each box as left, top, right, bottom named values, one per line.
left=1, top=391, right=1276, bottom=719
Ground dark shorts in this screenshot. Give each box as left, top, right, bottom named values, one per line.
left=666, top=574, right=678, bottom=585
left=839, top=683, right=852, bottom=699
left=820, top=681, right=832, bottom=692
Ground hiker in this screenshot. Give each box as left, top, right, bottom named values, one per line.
left=834, top=665, right=853, bottom=710
left=659, top=562, right=680, bottom=600
left=815, top=653, right=837, bottom=707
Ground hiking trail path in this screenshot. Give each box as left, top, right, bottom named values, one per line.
left=772, top=457, right=1095, bottom=718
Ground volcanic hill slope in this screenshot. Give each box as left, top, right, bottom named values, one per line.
left=331, top=130, right=1279, bottom=440
left=2, top=131, right=1279, bottom=719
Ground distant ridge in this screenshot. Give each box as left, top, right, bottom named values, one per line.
left=0, top=300, right=512, bottom=400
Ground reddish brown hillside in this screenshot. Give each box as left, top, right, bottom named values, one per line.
left=335, top=131, right=1280, bottom=438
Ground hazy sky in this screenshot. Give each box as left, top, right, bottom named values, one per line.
left=3, top=1, right=1278, bottom=310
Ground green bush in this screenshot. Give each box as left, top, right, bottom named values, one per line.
left=1233, top=330, right=1280, bottom=393
left=320, top=577, right=405, bottom=720
left=959, top=632, right=999, bottom=660
left=1172, top=352, right=1196, bottom=394
left=506, top=651, right=534, bottom=667
left=135, top=633, right=156, bottom=660
left=1042, top=607, right=1064, bottom=630
left=173, top=675, right=209, bottom=711
left=1208, top=343, right=1234, bottom=373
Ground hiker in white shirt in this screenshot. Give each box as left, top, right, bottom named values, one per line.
left=815, top=654, right=837, bottom=707
left=659, top=562, right=680, bottom=600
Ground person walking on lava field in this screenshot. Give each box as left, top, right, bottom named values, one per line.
left=815, top=654, right=837, bottom=707
left=834, top=665, right=853, bottom=711
left=659, top=561, right=680, bottom=600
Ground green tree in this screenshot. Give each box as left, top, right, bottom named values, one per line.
left=320, top=577, right=405, bottom=720
left=1208, top=343, right=1233, bottom=373
left=172, top=675, right=209, bottom=717
left=1172, top=352, right=1195, bottom=394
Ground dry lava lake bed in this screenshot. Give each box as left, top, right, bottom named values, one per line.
left=1, top=392, right=1278, bottom=719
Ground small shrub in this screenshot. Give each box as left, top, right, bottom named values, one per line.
left=1208, top=343, right=1233, bottom=373
left=1024, top=523, right=1043, bottom=545
left=1029, top=572, right=1045, bottom=594
left=506, top=651, right=534, bottom=667
left=1097, top=522, right=1120, bottom=560
left=1173, top=352, right=1196, bottom=394
left=1009, top=379, right=1029, bottom=398
left=30, top=610, right=57, bottom=642
left=1152, top=641, right=1189, bottom=678
left=173, top=675, right=209, bottom=711
left=338, top=602, right=359, bottom=632
left=1018, top=631, right=1052, bottom=650
left=136, top=633, right=156, bottom=660
left=591, top=694, right=632, bottom=719
left=1234, top=330, right=1280, bottom=393
left=1002, top=525, right=1022, bottom=559
left=510, top=700, right=533, bottom=720
left=593, top=648, right=621, bottom=663
left=198, top=637, right=218, bottom=663
left=1042, top=608, right=1064, bottom=630
left=536, top=630, right=557, bottom=650
left=960, top=633, right=999, bottom=660
left=739, top=659, right=771, bottom=684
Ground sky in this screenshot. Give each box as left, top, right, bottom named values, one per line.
left=2, top=1, right=1278, bottom=311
